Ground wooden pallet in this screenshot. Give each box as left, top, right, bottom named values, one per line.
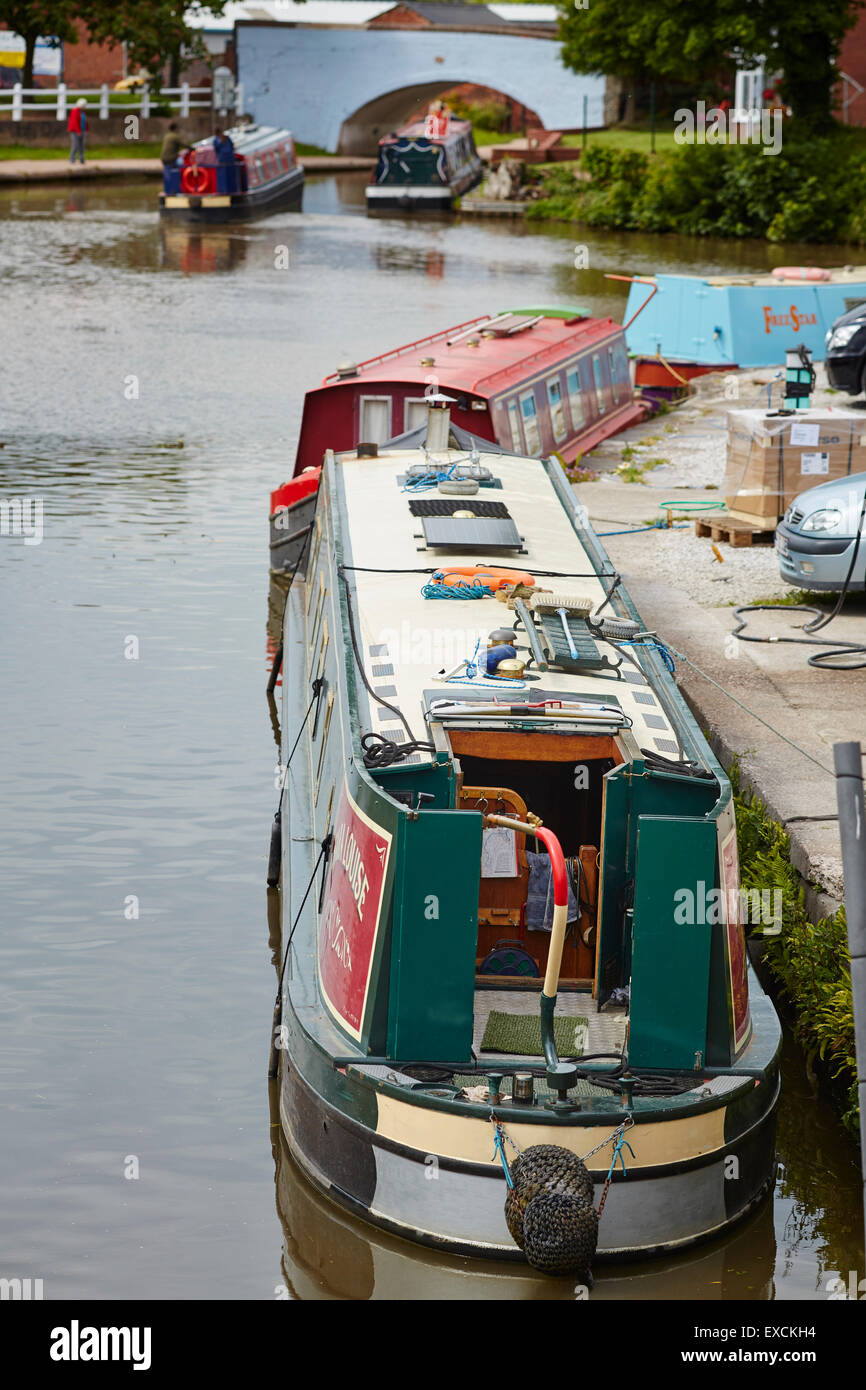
left=693, top=514, right=775, bottom=547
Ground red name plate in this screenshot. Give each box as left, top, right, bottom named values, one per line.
left=318, top=784, right=392, bottom=1040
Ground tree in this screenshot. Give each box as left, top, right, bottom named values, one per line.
left=80, top=2, right=227, bottom=87
left=557, top=0, right=866, bottom=128
left=0, top=2, right=78, bottom=88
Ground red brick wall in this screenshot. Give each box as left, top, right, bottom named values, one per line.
left=63, top=21, right=124, bottom=87
left=839, top=11, right=866, bottom=125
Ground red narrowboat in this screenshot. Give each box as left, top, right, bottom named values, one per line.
left=270, top=307, right=646, bottom=569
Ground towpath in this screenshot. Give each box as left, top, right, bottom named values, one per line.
left=580, top=366, right=864, bottom=916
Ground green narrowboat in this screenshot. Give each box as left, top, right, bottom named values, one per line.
left=270, top=400, right=781, bottom=1269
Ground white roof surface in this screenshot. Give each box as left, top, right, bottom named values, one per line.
left=189, top=1, right=557, bottom=28
left=333, top=445, right=678, bottom=763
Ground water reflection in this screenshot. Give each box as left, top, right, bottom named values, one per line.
left=160, top=225, right=249, bottom=275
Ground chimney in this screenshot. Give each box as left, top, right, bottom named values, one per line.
left=425, top=393, right=456, bottom=453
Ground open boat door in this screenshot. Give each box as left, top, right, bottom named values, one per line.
left=595, top=757, right=722, bottom=1068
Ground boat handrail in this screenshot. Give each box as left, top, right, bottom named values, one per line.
left=483, top=814, right=569, bottom=1075
left=321, top=316, right=492, bottom=383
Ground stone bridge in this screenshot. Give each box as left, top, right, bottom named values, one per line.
left=234, top=7, right=607, bottom=155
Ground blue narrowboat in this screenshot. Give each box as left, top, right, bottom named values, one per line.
left=159, top=123, right=304, bottom=225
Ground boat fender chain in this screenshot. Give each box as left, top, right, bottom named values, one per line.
left=594, top=1119, right=635, bottom=1221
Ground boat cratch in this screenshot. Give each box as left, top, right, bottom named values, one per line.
left=270, top=401, right=781, bottom=1269
left=366, top=112, right=483, bottom=212
left=159, top=124, right=303, bottom=224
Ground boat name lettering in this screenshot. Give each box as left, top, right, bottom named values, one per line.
left=762, top=304, right=818, bottom=334
left=322, top=899, right=352, bottom=972
left=333, top=822, right=370, bottom=920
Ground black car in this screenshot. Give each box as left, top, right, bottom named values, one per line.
left=825, top=302, right=866, bottom=394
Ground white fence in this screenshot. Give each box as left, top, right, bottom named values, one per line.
left=0, top=83, right=244, bottom=121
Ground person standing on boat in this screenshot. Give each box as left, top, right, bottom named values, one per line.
left=160, top=122, right=189, bottom=168
left=212, top=128, right=235, bottom=163
left=68, top=98, right=88, bottom=166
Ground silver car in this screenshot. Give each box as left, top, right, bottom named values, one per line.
left=776, top=472, right=866, bottom=590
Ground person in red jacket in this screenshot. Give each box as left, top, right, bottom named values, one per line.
left=68, top=98, right=88, bottom=165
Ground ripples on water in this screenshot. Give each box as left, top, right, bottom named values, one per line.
left=0, top=174, right=861, bottom=1299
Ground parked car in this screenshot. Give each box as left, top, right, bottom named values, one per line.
left=825, top=303, right=866, bottom=394
left=113, top=71, right=152, bottom=92
left=775, top=472, right=866, bottom=590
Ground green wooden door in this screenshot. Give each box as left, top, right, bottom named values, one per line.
left=628, top=815, right=718, bottom=1070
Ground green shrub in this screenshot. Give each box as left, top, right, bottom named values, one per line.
left=528, top=131, right=866, bottom=244
left=730, top=759, right=858, bottom=1139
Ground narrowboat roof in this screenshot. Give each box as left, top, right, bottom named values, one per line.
left=195, top=123, right=294, bottom=155
left=319, top=309, right=623, bottom=397
left=329, top=440, right=703, bottom=771
left=379, top=117, right=474, bottom=147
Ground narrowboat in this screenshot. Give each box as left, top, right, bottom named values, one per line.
left=268, top=399, right=781, bottom=1268
left=159, top=124, right=303, bottom=224
left=366, top=115, right=484, bottom=212
left=622, top=266, right=866, bottom=390
left=269, top=307, right=647, bottom=571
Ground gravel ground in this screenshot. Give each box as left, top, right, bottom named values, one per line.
left=597, top=523, right=785, bottom=608
left=580, top=364, right=855, bottom=607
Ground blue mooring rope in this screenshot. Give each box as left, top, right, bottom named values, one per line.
left=492, top=1126, right=514, bottom=1189
left=604, top=1129, right=635, bottom=1184
left=421, top=581, right=494, bottom=600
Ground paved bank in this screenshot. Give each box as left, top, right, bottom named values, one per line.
left=579, top=366, right=865, bottom=917
left=0, top=155, right=372, bottom=185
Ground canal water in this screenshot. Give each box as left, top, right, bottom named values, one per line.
left=0, top=174, right=862, bottom=1301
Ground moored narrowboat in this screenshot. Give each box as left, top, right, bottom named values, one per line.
left=159, top=124, right=304, bottom=224
left=623, top=266, right=866, bottom=380
left=269, top=308, right=647, bottom=570
left=366, top=113, right=483, bottom=212
left=269, top=400, right=781, bottom=1269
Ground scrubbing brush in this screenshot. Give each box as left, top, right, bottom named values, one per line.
left=528, top=592, right=595, bottom=661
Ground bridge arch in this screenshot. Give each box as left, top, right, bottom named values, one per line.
left=236, top=25, right=606, bottom=155
left=337, top=82, right=540, bottom=155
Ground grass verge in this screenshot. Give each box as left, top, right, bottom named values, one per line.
left=730, top=757, right=858, bottom=1140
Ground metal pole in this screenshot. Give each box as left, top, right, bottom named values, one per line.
left=650, top=80, right=656, bottom=152
left=582, top=93, right=587, bottom=151
left=833, top=740, right=866, bottom=1255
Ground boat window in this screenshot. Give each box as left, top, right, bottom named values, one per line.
left=359, top=396, right=392, bottom=444
left=404, top=397, right=429, bottom=432
left=519, top=390, right=541, bottom=455
left=546, top=376, right=566, bottom=443
left=566, top=364, right=586, bottom=430
left=608, top=346, right=631, bottom=403
left=591, top=355, right=607, bottom=414
left=506, top=399, right=523, bottom=452
left=610, top=341, right=630, bottom=401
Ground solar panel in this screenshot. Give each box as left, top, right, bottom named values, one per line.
left=420, top=515, right=523, bottom=551
left=409, top=498, right=511, bottom=518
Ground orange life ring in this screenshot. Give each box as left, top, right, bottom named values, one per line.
left=432, top=565, right=535, bottom=591
left=181, top=164, right=210, bottom=196
left=771, top=266, right=831, bottom=282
